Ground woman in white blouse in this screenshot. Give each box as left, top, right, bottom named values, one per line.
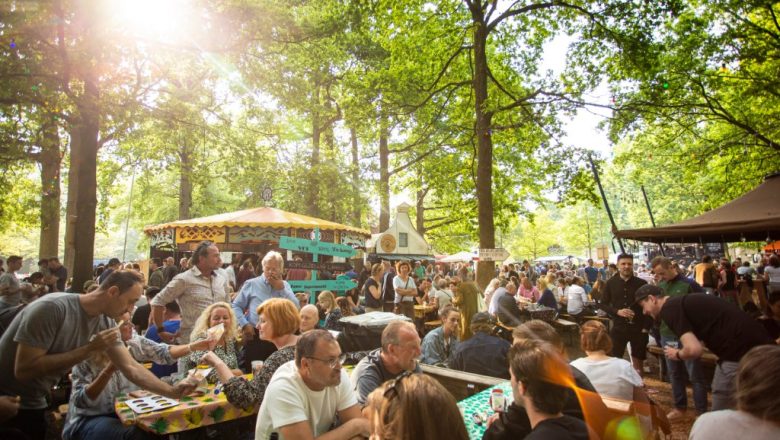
left=570, top=320, right=652, bottom=435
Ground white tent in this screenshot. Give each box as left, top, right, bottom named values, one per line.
left=440, top=251, right=477, bottom=263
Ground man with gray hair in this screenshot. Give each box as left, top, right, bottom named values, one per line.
left=255, top=330, right=369, bottom=439
left=232, top=250, right=299, bottom=369
left=350, top=320, right=422, bottom=405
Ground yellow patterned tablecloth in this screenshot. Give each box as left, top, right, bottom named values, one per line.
left=115, top=375, right=258, bottom=434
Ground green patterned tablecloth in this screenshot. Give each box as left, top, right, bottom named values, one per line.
left=458, top=381, right=513, bottom=440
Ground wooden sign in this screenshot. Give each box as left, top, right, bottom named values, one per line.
left=279, top=236, right=356, bottom=258
left=285, top=260, right=351, bottom=272
left=478, top=248, right=510, bottom=261
left=288, top=279, right=357, bottom=292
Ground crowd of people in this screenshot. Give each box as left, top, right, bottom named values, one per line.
left=0, top=244, right=779, bottom=440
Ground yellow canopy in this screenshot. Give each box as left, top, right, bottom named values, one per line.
left=143, top=206, right=370, bottom=236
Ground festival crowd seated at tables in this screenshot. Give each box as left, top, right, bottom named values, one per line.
left=3, top=249, right=780, bottom=440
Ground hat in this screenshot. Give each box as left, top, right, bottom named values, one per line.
left=634, top=284, right=665, bottom=304
left=470, top=312, right=495, bottom=326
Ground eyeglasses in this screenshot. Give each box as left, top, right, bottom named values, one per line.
left=306, top=353, right=346, bottom=369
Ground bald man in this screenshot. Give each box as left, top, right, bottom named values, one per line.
left=300, top=304, right=320, bottom=333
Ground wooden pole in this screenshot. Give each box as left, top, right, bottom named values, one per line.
left=588, top=154, right=625, bottom=254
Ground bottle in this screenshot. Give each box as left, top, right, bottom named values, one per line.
left=489, top=388, right=506, bottom=412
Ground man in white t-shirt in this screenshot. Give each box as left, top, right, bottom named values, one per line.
left=255, top=330, right=369, bottom=440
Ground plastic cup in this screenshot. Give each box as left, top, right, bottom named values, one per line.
left=251, top=360, right=264, bottom=376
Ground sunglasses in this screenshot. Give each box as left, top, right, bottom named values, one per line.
left=383, top=370, right=414, bottom=399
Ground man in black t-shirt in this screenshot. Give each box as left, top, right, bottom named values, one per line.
left=637, top=285, right=774, bottom=410
left=599, top=253, right=649, bottom=375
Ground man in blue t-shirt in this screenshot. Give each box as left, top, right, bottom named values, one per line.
left=144, top=301, right=181, bottom=378
left=583, top=259, right=599, bottom=286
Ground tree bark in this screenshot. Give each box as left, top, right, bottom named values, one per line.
left=350, top=127, right=361, bottom=226
left=307, top=84, right=321, bottom=218
left=71, top=72, right=100, bottom=293
left=378, top=112, right=390, bottom=231
left=416, top=173, right=426, bottom=235
left=178, top=143, right=192, bottom=220
left=38, top=121, right=62, bottom=259
left=470, top=6, right=495, bottom=290
left=63, top=128, right=80, bottom=275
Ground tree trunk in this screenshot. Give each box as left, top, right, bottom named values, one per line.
left=350, top=127, right=360, bottom=226
left=378, top=114, right=390, bottom=231
left=63, top=128, right=80, bottom=275
left=416, top=173, right=426, bottom=235
left=471, top=8, right=495, bottom=290
left=71, top=73, right=100, bottom=294
left=307, top=84, right=321, bottom=218
left=38, top=121, right=62, bottom=259
left=178, top=144, right=192, bottom=220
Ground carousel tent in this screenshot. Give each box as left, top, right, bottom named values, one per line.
left=143, top=206, right=370, bottom=255
left=616, top=172, right=780, bottom=244
left=145, top=206, right=369, bottom=234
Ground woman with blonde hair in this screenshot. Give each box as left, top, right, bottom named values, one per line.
left=183, top=302, right=242, bottom=383
left=453, top=281, right=481, bottom=340
left=200, top=298, right=301, bottom=409
left=317, top=290, right=344, bottom=331
left=365, top=373, right=468, bottom=440
left=536, top=277, right=558, bottom=311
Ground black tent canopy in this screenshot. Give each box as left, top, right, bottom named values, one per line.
left=615, top=172, right=780, bottom=244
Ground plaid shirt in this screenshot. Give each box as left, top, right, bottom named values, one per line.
left=150, top=266, right=230, bottom=342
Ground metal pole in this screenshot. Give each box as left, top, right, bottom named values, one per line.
left=588, top=154, right=625, bottom=253
left=640, top=185, right=665, bottom=256
left=122, top=166, right=136, bottom=262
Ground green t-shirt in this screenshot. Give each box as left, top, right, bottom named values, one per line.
left=658, top=278, right=695, bottom=338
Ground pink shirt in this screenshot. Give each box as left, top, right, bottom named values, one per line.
left=518, top=286, right=538, bottom=301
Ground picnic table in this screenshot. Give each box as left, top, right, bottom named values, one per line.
left=458, top=381, right=634, bottom=439
left=114, top=375, right=258, bottom=435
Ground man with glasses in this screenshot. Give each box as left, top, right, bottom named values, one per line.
left=232, top=250, right=299, bottom=370
left=150, top=241, right=230, bottom=347
left=255, top=330, right=369, bottom=439
left=351, top=320, right=422, bottom=405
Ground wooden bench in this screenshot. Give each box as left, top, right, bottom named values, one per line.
left=602, top=396, right=633, bottom=415
left=420, top=364, right=504, bottom=401
left=582, top=315, right=611, bottom=331
left=552, top=318, right=579, bottom=346
left=647, top=345, right=719, bottom=381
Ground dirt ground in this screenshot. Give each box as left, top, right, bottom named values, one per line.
left=644, top=375, right=700, bottom=439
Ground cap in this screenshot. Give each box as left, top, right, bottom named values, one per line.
left=471, top=312, right=495, bottom=326
left=634, top=284, right=665, bottom=304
